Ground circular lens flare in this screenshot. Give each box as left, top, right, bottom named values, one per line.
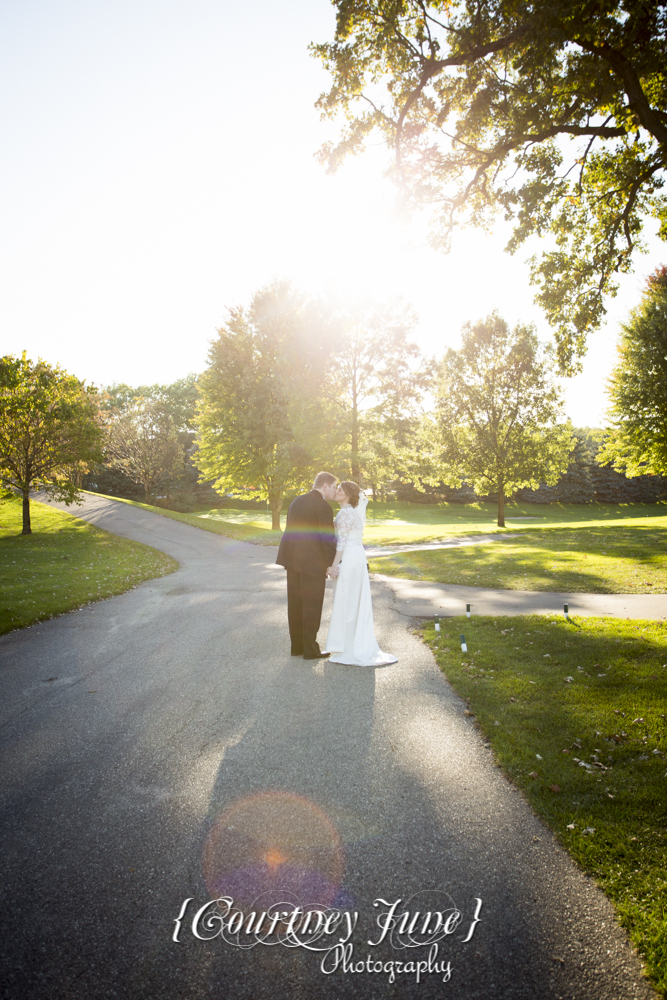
left=203, top=791, right=344, bottom=911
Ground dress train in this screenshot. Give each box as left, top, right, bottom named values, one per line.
left=324, top=495, right=397, bottom=667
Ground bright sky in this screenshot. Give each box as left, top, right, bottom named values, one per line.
left=1, top=0, right=664, bottom=426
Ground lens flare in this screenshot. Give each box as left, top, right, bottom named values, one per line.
left=203, top=791, right=344, bottom=910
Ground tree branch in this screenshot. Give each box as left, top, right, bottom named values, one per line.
left=395, top=26, right=532, bottom=172
left=431, top=27, right=532, bottom=71
left=577, top=40, right=667, bottom=148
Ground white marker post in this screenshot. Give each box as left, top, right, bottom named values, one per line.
left=564, top=603, right=569, bottom=620
left=434, top=615, right=440, bottom=632
left=460, top=634, right=468, bottom=653
left=466, top=603, right=471, bottom=618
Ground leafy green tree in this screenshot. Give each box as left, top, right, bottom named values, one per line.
left=312, top=0, right=667, bottom=371
left=355, top=413, right=415, bottom=500
left=329, top=298, right=433, bottom=481
left=105, top=400, right=183, bottom=502
left=98, top=375, right=201, bottom=505
left=196, top=281, right=334, bottom=529
left=0, top=353, right=103, bottom=534
left=600, top=265, right=667, bottom=475
left=427, top=313, right=572, bottom=525
left=102, top=374, right=199, bottom=436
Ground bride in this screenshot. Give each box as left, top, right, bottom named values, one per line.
left=324, top=481, right=397, bottom=667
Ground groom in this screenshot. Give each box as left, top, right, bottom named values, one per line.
left=276, top=471, right=337, bottom=659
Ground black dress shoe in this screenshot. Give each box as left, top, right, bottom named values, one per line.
left=303, top=651, right=331, bottom=660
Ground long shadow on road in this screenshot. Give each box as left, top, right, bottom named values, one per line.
left=0, top=494, right=658, bottom=999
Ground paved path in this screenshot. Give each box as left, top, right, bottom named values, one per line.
left=0, top=494, right=657, bottom=999
left=364, top=533, right=667, bottom=620
left=364, top=533, right=522, bottom=557
left=373, top=575, right=667, bottom=620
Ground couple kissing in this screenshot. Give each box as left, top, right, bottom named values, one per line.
left=276, top=472, right=397, bottom=667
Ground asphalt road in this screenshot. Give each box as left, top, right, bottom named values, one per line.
left=0, top=494, right=658, bottom=1000
left=375, top=575, right=667, bottom=620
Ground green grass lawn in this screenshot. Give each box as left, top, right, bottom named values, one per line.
left=369, top=524, right=667, bottom=593
left=84, top=492, right=667, bottom=548
left=421, top=614, right=667, bottom=995
left=0, top=499, right=178, bottom=635
left=361, top=499, right=667, bottom=545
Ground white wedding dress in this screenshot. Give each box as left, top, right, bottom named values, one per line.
left=325, top=493, right=397, bottom=667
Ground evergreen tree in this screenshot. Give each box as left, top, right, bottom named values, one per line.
left=553, top=429, right=597, bottom=503
left=601, top=266, right=667, bottom=475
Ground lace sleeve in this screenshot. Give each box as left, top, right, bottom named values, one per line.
left=335, top=506, right=357, bottom=552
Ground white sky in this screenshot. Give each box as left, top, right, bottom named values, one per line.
left=1, top=0, right=664, bottom=426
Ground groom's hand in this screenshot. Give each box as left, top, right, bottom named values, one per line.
left=326, top=566, right=339, bottom=578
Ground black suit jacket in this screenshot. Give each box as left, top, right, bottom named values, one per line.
left=276, top=490, right=336, bottom=576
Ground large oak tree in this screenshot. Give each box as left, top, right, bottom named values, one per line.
left=312, top=0, right=667, bottom=372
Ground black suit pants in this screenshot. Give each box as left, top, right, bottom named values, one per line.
left=286, top=568, right=326, bottom=655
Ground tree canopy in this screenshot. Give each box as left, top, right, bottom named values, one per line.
left=600, top=264, right=667, bottom=475
left=105, top=400, right=184, bottom=502
left=102, top=374, right=199, bottom=436
left=0, top=353, right=102, bottom=534
left=95, top=375, right=201, bottom=505
left=426, top=312, right=572, bottom=524
left=196, top=281, right=335, bottom=528
left=312, top=0, right=667, bottom=372
left=328, top=298, right=432, bottom=482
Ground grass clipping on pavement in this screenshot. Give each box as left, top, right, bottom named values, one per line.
left=0, top=499, right=178, bottom=634
left=370, top=525, right=667, bottom=593
left=421, top=614, right=667, bottom=994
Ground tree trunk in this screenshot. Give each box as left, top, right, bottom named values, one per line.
left=497, top=486, right=505, bottom=527
left=22, top=488, right=32, bottom=535
left=351, top=376, right=360, bottom=481
left=144, top=482, right=150, bottom=502
left=270, top=492, right=283, bottom=531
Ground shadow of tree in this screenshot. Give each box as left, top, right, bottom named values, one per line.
left=371, top=525, right=667, bottom=593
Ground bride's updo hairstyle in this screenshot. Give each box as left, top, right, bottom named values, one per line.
left=340, top=481, right=361, bottom=508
